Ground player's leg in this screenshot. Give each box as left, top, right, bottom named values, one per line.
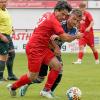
left=51, top=73, right=62, bottom=97
left=0, top=57, right=6, bottom=81
left=0, top=35, right=9, bottom=81
left=6, top=50, right=18, bottom=80
left=88, top=35, right=99, bottom=64
left=7, top=44, right=41, bottom=97
left=73, top=38, right=86, bottom=64
left=6, top=39, right=18, bottom=80
left=90, top=46, right=99, bottom=64
left=40, top=49, right=62, bottom=98
left=19, top=64, right=48, bottom=96
left=6, top=35, right=18, bottom=80
left=51, top=55, right=63, bottom=95
left=34, top=64, right=48, bottom=83
left=20, top=55, right=63, bottom=97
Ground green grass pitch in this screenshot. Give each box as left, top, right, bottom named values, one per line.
left=0, top=53, right=100, bottom=100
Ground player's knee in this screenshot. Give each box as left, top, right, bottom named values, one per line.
left=28, top=72, right=38, bottom=81
left=49, top=57, right=62, bottom=71
left=56, top=62, right=62, bottom=70
left=80, top=46, right=84, bottom=51
left=53, top=64, right=62, bottom=72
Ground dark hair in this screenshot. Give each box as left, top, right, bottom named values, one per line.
left=71, top=9, right=82, bottom=17
left=54, top=0, right=72, bottom=12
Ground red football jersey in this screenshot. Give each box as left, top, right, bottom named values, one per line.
left=83, top=11, right=93, bottom=28
left=82, top=11, right=93, bottom=32
left=27, top=12, right=64, bottom=53
left=79, top=11, right=94, bottom=36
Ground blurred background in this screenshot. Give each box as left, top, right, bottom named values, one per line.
left=7, top=0, right=100, bottom=53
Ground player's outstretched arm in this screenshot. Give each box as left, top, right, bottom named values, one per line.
left=59, top=32, right=83, bottom=42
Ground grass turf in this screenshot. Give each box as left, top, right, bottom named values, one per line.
left=0, top=53, right=100, bottom=100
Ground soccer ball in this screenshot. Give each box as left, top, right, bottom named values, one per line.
left=66, top=87, right=82, bottom=100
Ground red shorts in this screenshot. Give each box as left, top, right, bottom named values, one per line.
left=26, top=44, right=55, bottom=73
left=79, top=33, right=94, bottom=47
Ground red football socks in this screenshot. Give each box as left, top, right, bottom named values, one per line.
left=78, top=52, right=84, bottom=59
left=12, top=74, right=31, bottom=90
left=44, top=68, right=60, bottom=91
left=93, top=51, right=99, bottom=60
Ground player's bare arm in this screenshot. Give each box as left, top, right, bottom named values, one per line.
left=59, top=32, right=83, bottom=42
left=85, top=20, right=94, bottom=32
left=49, top=37, right=61, bottom=56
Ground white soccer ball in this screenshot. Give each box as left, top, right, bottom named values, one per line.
left=66, top=87, right=82, bottom=100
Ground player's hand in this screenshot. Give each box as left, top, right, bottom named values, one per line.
left=75, top=32, right=83, bottom=39
left=0, top=33, right=9, bottom=43
left=50, top=35, right=60, bottom=41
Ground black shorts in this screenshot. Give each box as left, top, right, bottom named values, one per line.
left=0, top=34, right=14, bottom=55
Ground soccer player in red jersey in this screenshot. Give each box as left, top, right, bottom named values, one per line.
left=18, top=9, right=82, bottom=97
left=73, top=2, right=99, bottom=64
left=7, top=1, right=83, bottom=98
